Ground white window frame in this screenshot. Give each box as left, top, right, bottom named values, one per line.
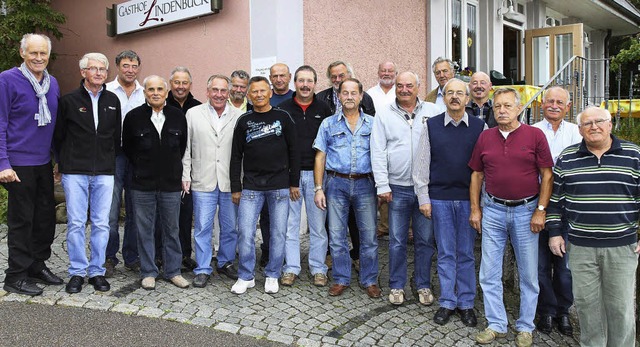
left=447, top=0, right=480, bottom=72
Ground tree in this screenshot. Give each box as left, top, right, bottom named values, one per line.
left=0, top=0, right=65, bottom=71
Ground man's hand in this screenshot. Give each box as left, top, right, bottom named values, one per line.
left=232, top=192, right=241, bottom=205
left=530, top=209, right=546, bottom=233
left=377, top=192, right=392, bottom=207
left=182, top=181, right=191, bottom=194
left=0, top=168, right=20, bottom=183
left=549, top=236, right=566, bottom=257
left=635, top=240, right=640, bottom=254
left=290, top=186, right=300, bottom=201
left=53, top=164, right=61, bottom=183
left=469, top=208, right=482, bottom=233
left=419, top=203, right=431, bottom=219
left=314, top=190, right=326, bottom=211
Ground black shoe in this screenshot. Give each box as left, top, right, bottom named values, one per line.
left=217, top=263, right=238, bottom=280
left=29, top=268, right=63, bottom=285
left=536, top=314, right=554, bottom=334
left=182, top=257, right=197, bottom=271
left=555, top=315, right=573, bottom=337
left=193, top=274, right=210, bottom=288
left=457, top=308, right=477, bottom=327
left=65, top=276, right=84, bottom=294
left=259, top=252, right=269, bottom=268
left=4, top=278, right=43, bottom=296
left=88, top=275, right=110, bottom=292
left=433, top=307, right=455, bottom=325
left=124, top=261, right=141, bottom=272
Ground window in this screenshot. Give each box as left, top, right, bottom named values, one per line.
left=451, top=0, right=478, bottom=73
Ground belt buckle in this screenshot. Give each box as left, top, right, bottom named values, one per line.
left=348, top=173, right=354, bottom=179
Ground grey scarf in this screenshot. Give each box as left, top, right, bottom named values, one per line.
left=18, top=62, right=52, bottom=127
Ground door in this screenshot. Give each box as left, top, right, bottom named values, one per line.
left=524, top=23, right=583, bottom=86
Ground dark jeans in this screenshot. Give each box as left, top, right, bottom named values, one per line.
left=537, top=229, right=573, bottom=316
left=154, top=192, right=193, bottom=260
left=106, top=153, right=138, bottom=265
left=3, top=163, right=56, bottom=282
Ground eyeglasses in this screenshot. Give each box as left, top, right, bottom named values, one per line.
left=445, top=90, right=466, bottom=97
left=84, top=66, right=108, bottom=74
left=579, top=118, right=610, bottom=128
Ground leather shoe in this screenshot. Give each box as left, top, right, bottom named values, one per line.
left=4, top=278, right=43, bottom=296
left=29, top=268, right=63, bottom=285
left=457, top=308, right=478, bottom=327
left=433, top=307, right=455, bottom=325
left=88, top=275, right=110, bottom=292
left=328, top=283, right=349, bottom=296
left=193, top=274, right=210, bottom=288
left=182, top=257, right=197, bottom=271
left=536, top=314, right=553, bottom=334
left=364, top=284, right=381, bottom=298
left=65, top=276, right=84, bottom=294
left=555, top=315, right=573, bottom=337
left=217, top=262, right=238, bottom=280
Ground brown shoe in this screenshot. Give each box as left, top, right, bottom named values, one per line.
left=280, top=272, right=296, bottom=286
left=328, top=283, right=349, bottom=296
left=313, top=273, right=328, bottom=287
left=365, top=284, right=381, bottom=298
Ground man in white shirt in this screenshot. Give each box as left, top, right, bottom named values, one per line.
left=105, top=50, right=146, bottom=276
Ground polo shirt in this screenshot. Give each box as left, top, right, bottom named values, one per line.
left=468, top=124, right=553, bottom=200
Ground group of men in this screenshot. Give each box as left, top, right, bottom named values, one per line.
left=1, top=33, right=639, bottom=347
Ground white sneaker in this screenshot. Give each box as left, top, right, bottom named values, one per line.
left=388, top=288, right=405, bottom=305
left=265, top=277, right=279, bottom=294
left=231, top=278, right=255, bottom=294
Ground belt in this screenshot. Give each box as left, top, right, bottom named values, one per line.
left=326, top=170, right=372, bottom=180
left=487, top=193, right=538, bottom=207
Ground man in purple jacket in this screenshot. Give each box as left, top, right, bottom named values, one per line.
left=0, top=33, right=62, bottom=296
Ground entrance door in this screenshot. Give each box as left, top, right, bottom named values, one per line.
left=503, top=25, right=522, bottom=82
left=524, top=23, right=583, bottom=86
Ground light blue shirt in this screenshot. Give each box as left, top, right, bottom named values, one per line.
left=313, top=111, right=373, bottom=174
left=84, top=85, right=103, bottom=130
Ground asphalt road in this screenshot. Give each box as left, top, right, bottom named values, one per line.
left=0, top=301, right=285, bottom=347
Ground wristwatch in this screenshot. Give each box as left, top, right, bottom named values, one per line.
left=537, top=204, right=546, bottom=211
left=314, top=185, right=323, bottom=193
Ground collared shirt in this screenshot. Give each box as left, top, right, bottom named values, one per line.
left=467, top=99, right=491, bottom=120
left=332, top=88, right=342, bottom=115
left=435, top=87, right=445, bottom=109
left=150, top=108, right=166, bottom=138
left=313, top=111, right=374, bottom=175
left=106, top=78, right=145, bottom=122
left=84, top=84, right=103, bottom=130
left=367, top=83, right=396, bottom=113
left=229, top=98, right=249, bottom=112
left=208, top=102, right=229, bottom=133
left=532, top=118, right=582, bottom=163
left=444, top=112, right=470, bottom=127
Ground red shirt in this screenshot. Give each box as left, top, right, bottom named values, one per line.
left=468, top=124, right=553, bottom=200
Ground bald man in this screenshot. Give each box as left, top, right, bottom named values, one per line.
left=465, top=72, right=497, bottom=128
left=269, top=63, right=293, bottom=106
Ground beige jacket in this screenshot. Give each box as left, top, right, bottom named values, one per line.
left=182, top=103, right=242, bottom=192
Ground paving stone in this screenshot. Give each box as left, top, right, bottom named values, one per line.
left=57, top=295, right=88, bottom=308
left=137, top=307, right=165, bottom=318
left=111, top=303, right=139, bottom=314
left=267, top=331, right=294, bottom=345
left=239, top=326, right=266, bottom=338
left=214, top=322, right=240, bottom=334
left=296, top=337, right=321, bottom=347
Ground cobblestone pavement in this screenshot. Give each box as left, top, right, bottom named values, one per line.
left=0, top=224, right=579, bottom=346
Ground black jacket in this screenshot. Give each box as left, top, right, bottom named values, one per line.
left=278, top=93, right=332, bottom=170
left=167, top=91, right=202, bottom=114
left=316, top=87, right=376, bottom=116
left=122, top=103, right=187, bottom=192
left=54, top=81, right=121, bottom=175
left=465, top=99, right=497, bottom=128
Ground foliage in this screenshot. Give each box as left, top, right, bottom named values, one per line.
left=611, top=37, right=640, bottom=72
left=0, top=187, right=6, bottom=224
left=613, top=119, right=640, bottom=145
left=0, top=0, right=66, bottom=71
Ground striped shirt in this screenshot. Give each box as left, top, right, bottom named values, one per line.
left=546, top=135, right=640, bottom=248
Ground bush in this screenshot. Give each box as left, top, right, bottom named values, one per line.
left=0, top=187, right=7, bottom=225
left=613, top=119, right=640, bottom=145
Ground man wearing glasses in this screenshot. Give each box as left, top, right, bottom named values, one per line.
left=54, top=53, right=121, bottom=294
left=469, top=88, right=554, bottom=347
left=547, top=106, right=640, bottom=347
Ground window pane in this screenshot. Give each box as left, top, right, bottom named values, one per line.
left=452, top=0, right=462, bottom=69
left=555, top=33, right=573, bottom=84
left=533, top=36, right=550, bottom=85
left=466, top=3, right=477, bottom=71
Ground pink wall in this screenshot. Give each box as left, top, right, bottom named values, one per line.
left=50, top=0, right=251, bottom=102
left=303, top=0, right=430, bottom=97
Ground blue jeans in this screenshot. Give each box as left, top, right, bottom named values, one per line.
left=192, top=187, right=238, bottom=275
left=537, top=229, right=573, bottom=316
left=62, top=174, right=114, bottom=277
left=130, top=190, right=182, bottom=279
left=106, top=153, right=138, bottom=265
left=285, top=170, right=328, bottom=275
left=388, top=184, right=434, bottom=290
left=326, top=175, right=378, bottom=287
left=237, top=188, right=289, bottom=280
left=480, top=194, right=539, bottom=333
left=431, top=199, right=476, bottom=310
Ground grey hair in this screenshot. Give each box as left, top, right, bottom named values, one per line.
left=576, top=106, right=611, bottom=124
left=542, top=86, right=571, bottom=103
left=20, top=34, right=51, bottom=54
left=170, top=66, right=192, bottom=82
left=79, top=53, right=109, bottom=70
left=326, top=61, right=354, bottom=79
left=431, top=57, right=454, bottom=72
left=142, top=75, right=168, bottom=90
left=399, top=71, right=421, bottom=86
left=493, top=87, right=521, bottom=105
left=443, top=78, right=470, bottom=95
left=115, top=50, right=141, bottom=66
left=230, top=70, right=250, bottom=81
left=206, top=74, right=231, bottom=88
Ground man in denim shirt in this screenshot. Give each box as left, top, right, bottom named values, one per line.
left=313, top=78, right=380, bottom=298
